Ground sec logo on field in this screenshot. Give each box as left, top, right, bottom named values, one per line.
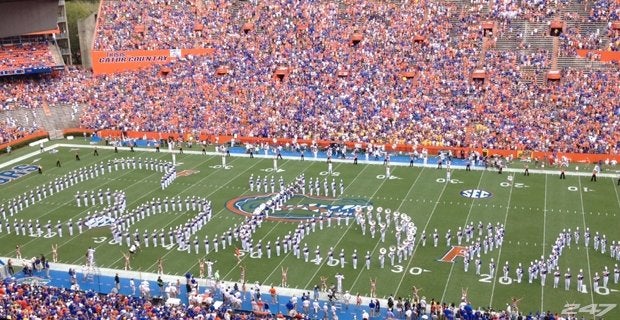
left=460, top=189, right=492, bottom=199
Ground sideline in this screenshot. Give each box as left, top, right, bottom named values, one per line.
left=3, top=142, right=616, bottom=178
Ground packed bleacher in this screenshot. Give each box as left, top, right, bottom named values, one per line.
left=0, top=281, right=581, bottom=320
left=0, top=0, right=619, bottom=155
left=93, top=0, right=214, bottom=50
left=81, top=0, right=619, bottom=154
left=0, top=43, right=56, bottom=74
left=0, top=68, right=91, bottom=111
left=0, top=118, right=39, bottom=145
left=0, top=282, right=219, bottom=319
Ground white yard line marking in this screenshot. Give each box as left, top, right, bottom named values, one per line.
left=439, top=171, right=486, bottom=302
left=612, top=177, right=620, bottom=212
left=540, top=174, right=548, bottom=312
left=299, top=164, right=378, bottom=290
left=488, top=174, right=515, bottom=308
left=140, top=157, right=274, bottom=273
left=395, top=172, right=451, bottom=295
left=577, top=176, right=595, bottom=307
left=349, top=167, right=426, bottom=293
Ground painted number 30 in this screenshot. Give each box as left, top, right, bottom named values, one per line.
left=390, top=265, right=426, bottom=275
left=561, top=303, right=616, bottom=317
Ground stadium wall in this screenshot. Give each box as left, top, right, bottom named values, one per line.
left=78, top=13, right=97, bottom=70
left=91, top=48, right=215, bottom=74
left=0, top=131, right=49, bottom=155
left=56, top=128, right=620, bottom=163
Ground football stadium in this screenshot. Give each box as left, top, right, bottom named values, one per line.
left=0, top=0, right=619, bottom=319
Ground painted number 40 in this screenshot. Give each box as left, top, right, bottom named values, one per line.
left=561, top=304, right=616, bottom=317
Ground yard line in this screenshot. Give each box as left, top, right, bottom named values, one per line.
left=68, top=154, right=221, bottom=265
left=248, top=162, right=357, bottom=290
left=194, top=159, right=318, bottom=280
left=439, top=170, right=486, bottom=303
left=612, top=177, right=620, bottom=212
left=258, top=162, right=367, bottom=287
left=0, top=149, right=121, bottom=199
left=391, top=169, right=450, bottom=295
left=540, top=174, right=548, bottom=312
left=1, top=152, right=176, bottom=247
left=140, top=157, right=275, bottom=273
left=296, top=164, right=377, bottom=290
left=488, top=172, right=516, bottom=308
left=576, top=176, right=595, bottom=307
left=348, top=167, right=425, bottom=294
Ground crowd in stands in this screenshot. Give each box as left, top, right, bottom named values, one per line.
left=0, top=43, right=56, bottom=73
left=0, top=281, right=229, bottom=319
left=559, top=0, right=619, bottom=52
left=0, top=68, right=90, bottom=111
left=80, top=0, right=619, bottom=154
left=94, top=0, right=218, bottom=50
left=0, top=119, right=39, bottom=145
left=588, top=0, right=619, bottom=22
left=1, top=0, right=619, bottom=155
left=0, top=281, right=588, bottom=320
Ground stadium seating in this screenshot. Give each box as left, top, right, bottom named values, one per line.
left=0, top=0, right=618, bottom=153
left=94, top=0, right=211, bottom=50
left=0, top=67, right=89, bottom=145
left=2, top=0, right=620, bottom=317
left=0, top=43, right=56, bottom=74
left=0, top=281, right=568, bottom=320
left=80, top=0, right=619, bottom=154
left=0, top=122, right=38, bottom=145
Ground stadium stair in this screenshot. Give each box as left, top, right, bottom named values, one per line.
left=557, top=55, right=611, bottom=69
left=49, top=44, right=65, bottom=68
left=36, top=104, right=84, bottom=140
left=560, top=0, right=588, bottom=16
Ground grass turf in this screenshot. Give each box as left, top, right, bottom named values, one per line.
left=1, top=142, right=619, bottom=318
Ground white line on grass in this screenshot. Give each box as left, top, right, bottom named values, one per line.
left=439, top=170, right=486, bottom=303
left=68, top=154, right=221, bottom=265
left=540, top=173, right=548, bottom=312
left=139, top=157, right=275, bottom=273
left=488, top=173, right=515, bottom=308
left=201, top=159, right=319, bottom=281
left=394, top=171, right=451, bottom=296
left=300, top=164, right=381, bottom=290
left=576, top=176, right=595, bottom=307
left=348, top=167, right=426, bottom=294
left=612, top=177, right=620, bottom=212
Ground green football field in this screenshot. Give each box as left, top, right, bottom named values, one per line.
left=1, top=142, right=620, bottom=318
